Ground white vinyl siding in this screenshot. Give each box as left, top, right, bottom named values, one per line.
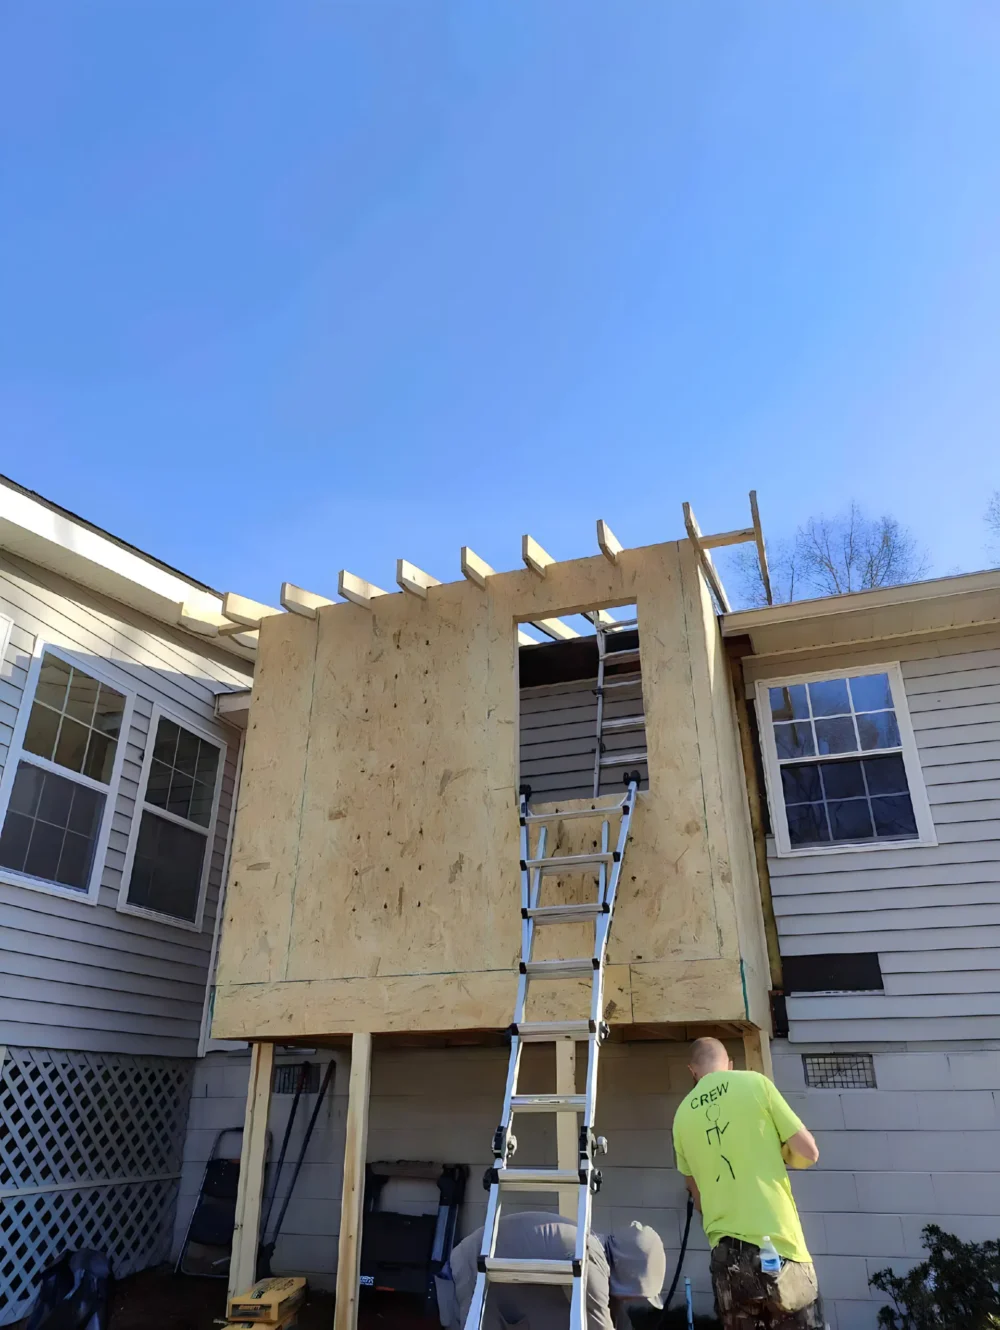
left=0, top=549, right=250, bottom=1057
left=747, top=635, right=1000, bottom=1043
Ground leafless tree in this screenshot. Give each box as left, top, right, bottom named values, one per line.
left=732, top=503, right=929, bottom=608
left=986, top=491, right=1000, bottom=565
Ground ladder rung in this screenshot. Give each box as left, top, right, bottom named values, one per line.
left=525, top=903, right=606, bottom=924
left=484, top=1258, right=575, bottom=1285
left=496, top=1169, right=580, bottom=1190
left=512, top=1020, right=594, bottom=1042
left=522, top=958, right=596, bottom=979
left=598, top=674, right=642, bottom=690
left=602, top=617, right=637, bottom=630
left=523, top=852, right=614, bottom=872
left=600, top=750, right=647, bottom=768
left=601, top=714, right=645, bottom=732
left=509, top=1093, right=587, bottom=1114
left=603, top=647, right=640, bottom=664
left=523, top=806, right=618, bottom=824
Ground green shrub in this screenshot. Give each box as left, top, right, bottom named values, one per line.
left=870, top=1224, right=1000, bottom=1328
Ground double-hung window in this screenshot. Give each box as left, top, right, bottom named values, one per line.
left=757, top=664, right=935, bottom=855
left=120, top=710, right=223, bottom=928
left=0, top=649, right=129, bottom=896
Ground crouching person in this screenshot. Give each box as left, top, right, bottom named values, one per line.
left=443, top=1210, right=666, bottom=1330
left=672, top=1037, right=826, bottom=1329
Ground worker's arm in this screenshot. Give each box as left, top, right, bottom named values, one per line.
left=684, top=1175, right=702, bottom=1212
left=781, top=1126, right=819, bottom=1169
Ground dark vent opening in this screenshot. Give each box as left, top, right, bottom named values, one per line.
left=803, top=1053, right=876, bottom=1089
left=272, top=1062, right=321, bottom=1094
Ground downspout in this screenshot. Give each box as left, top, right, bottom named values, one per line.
left=725, top=638, right=783, bottom=991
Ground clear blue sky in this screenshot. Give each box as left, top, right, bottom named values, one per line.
left=2, top=3, right=998, bottom=607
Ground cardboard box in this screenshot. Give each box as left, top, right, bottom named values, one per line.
left=227, top=1277, right=306, bottom=1323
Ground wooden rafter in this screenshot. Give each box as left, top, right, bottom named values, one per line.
left=281, top=582, right=334, bottom=619
left=522, top=535, right=554, bottom=578
left=461, top=546, right=494, bottom=589
left=338, top=570, right=389, bottom=608
left=681, top=490, right=773, bottom=612
left=396, top=559, right=441, bottom=599
left=222, top=591, right=283, bottom=629
left=596, top=519, right=622, bottom=565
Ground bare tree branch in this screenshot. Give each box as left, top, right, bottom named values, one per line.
left=986, top=491, right=1000, bottom=567
left=731, top=504, right=928, bottom=607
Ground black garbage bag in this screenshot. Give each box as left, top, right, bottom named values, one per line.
left=25, top=1250, right=113, bottom=1330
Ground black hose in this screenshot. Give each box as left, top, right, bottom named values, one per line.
left=662, top=1195, right=695, bottom=1316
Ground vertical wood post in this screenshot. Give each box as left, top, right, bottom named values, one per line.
left=229, top=1041, right=274, bottom=1298
left=742, top=1027, right=773, bottom=1080
left=334, top=1033, right=373, bottom=1330
left=555, top=1040, right=577, bottom=1219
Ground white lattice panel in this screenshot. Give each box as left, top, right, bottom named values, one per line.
left=0, top=1048, right=192, bottom=1325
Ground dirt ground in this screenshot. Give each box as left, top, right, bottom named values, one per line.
left=104, top=1268, right=438, bottom=1330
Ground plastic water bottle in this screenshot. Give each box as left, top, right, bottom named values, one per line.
left=760, top=1236, right=782, bottom=1275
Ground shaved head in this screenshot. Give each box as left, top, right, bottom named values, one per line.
left=688, top=1037, right=733, bottom=1081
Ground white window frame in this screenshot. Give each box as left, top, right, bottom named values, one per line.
left=755, top=661, right=936, bottom=858
left=117, top=704, right=225, bottom=932
left=0, top=640, right=136, bottom=903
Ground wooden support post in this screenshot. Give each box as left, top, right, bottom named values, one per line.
left=555, top=1041, right=577, bottom=1220
left=229, top=1041, right=274, bottom=1299
left=742, top=1028, right=773, bottom=1081
left=334, top=1033, right=373, bottom=1330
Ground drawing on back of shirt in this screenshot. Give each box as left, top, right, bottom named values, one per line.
left=689, top=1079, right=734, bottom=1182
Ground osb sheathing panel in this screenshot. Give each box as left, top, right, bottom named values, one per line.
left=214, top=539, right=765, bottom=1037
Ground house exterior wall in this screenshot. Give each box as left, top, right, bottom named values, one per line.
left=0, top=549, right=252, bottom=1057
left=744, top=631, right=1000, bottom=1043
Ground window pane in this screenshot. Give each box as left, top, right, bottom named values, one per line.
left=814, top=716, right=857, bottom=755
left=127, top=811, right=206, bottom=922
left=25, top=821, right=64, bottom=881
left=808, top=678, right=851, bottom=717
left=828, top=799, right=875, bottom=842
left=769, top=684, right=809, bottom=722
left=188, top=781, right=215, bottom=828
left=849, top=673, right=893, bottom=712
left=167, top=770, right=194, bottom=821
left=23, top=705, right=60, bottom=763
left=857, top=710, right=901, bottom=751
left=0, top=811, right=32, bottom=872
left=146, top=760, right=172, bottom=809
left=781, top=764, right=822, bottom=804
left=35, top=656, right=71, bottom=712
left=83, top=730, right=115, bottom=783
left=195, top=743, right=220, bottom=785
left=774, top=721, right=815, bottom=759
left=93, top=685, right=125, bottom=741
left=819, top=760, right=865, bottom=800
left=174, top=727, right=201, bottom=779
left=153, top=719, right=180, bottom=764
left=872, top=794, right=917, bottom=838
left=54, top=716, right=90, bottom=774
left=65, top=670, right=100, bottom=726
left=0, top=764, right=103, bottom=890
left=787, top=803, right=830, bottom=846
left=863, top=754, right=909, bottom=797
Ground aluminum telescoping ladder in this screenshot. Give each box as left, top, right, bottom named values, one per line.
left=463, top=774, right=641, bottom=1330
left=591, top=617, right=646, bottom=797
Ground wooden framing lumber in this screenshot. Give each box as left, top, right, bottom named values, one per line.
left=223, top=591, right=284, bottom=629
left=585, top=608, right=617, bottom=627
left=596, top=520, right=622, bottom=565
left=334, top=1033, right=372, bottom=1330
left=749, top=490, right=773, bottom=606
left=682, top=502, right=732, bottom=614
left=338, top=569, right=389, bottom=608
left=531, top=617, right=580, bottom=641
left=555, top=1041, right=577, bottom=1219
left=217, top=622, right=260, bottom=639
left=700, top=527, right=755, bottom=550
left=281, top=582, right=335, bottom=618
left=228, top=1041, right=274, bottom=1299
left=742, top=1027, right=773, bottom=1080
left=461, top=546, right=494, bottom=589
left=522, top=534, right=554, bottom=578
left=396, top=559, right=441, bottom=599
left=178, top=602, right=230, bottom=638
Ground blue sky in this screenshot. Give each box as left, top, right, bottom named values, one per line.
left=2, top=3, right=999, bottom=608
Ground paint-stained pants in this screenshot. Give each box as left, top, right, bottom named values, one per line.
left=710, top=1238, right=825, bottom=1330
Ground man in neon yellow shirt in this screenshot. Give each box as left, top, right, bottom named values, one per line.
left=672, top=1038, right=825, bottom=1329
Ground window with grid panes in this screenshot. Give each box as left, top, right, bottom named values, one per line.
left=0, top=653, right=125, bottom=891
left=125, top=716, right=221, bottom=923
left=766, top=670, right=919, bottom=848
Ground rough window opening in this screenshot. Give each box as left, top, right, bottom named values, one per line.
left=518, top=605, right=648, bottom=803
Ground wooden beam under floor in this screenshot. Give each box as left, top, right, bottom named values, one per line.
left=228, top=1041, right=274, bottom=1299
left=333, top=1032, right=373, bottom=1330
